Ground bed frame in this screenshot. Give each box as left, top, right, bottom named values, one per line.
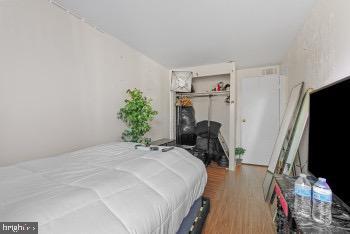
left=177, top=197, right=210, bottom=234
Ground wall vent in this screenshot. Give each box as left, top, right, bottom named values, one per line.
left=262, top=68, right=278, bottom=76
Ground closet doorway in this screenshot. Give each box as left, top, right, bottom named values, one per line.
left=191, top=75, right=230, bottom=144
left=240, top=75, right=280, bottom=166
left=169, top=62, right=236, bottom=170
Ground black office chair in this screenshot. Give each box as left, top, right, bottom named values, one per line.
left=195, top=120, right=221, bottom=139
left=194, top=120, right=222, bottom=165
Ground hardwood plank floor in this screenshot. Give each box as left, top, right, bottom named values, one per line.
left=202, top=164, right=275, bottom=234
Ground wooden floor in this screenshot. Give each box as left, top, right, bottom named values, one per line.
left=202, top=164, right=275, bottom=234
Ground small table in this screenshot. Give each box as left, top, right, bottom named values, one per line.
left=151, top=138, right=176, bottom=146
left=151, top=138, right=207, bottom=164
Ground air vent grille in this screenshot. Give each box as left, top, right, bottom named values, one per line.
left=262, top=68, right=278, bottom=76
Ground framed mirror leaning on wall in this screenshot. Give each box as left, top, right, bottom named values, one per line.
left=262, top=82, right=304, bottom=201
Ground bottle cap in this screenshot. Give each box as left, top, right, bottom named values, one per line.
left=319, top=178, right=326, bottom=182
left=300, top=173, right=306, bottom=177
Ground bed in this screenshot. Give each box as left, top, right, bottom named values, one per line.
left=0, top=142, right=207, bottom=234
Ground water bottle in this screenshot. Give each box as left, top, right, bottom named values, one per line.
left=312, top=178, right=332, bottom=225
left=294, top=173, right=311, bottom=218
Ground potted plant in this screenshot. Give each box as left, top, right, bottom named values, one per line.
left=235, top=147, right=246, bottom=165
left=118, top=88, right=157, bottom=145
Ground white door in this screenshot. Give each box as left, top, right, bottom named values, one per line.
left=240, top=76, right=280, bottom=166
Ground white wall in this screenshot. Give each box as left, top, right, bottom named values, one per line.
left=0, top=0, right=169, bottom=166
left=281, top=0, right=350, bottom=168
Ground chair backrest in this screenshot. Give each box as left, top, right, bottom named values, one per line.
left=194, top=120, right=222, bottom=139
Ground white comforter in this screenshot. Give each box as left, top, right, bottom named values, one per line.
left=0, top=142, right=207, bottom=234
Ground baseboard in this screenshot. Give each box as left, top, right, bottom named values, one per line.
left=240, top=162, right=268, bottom=168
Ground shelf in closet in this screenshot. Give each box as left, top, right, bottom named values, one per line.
left=175, top=91, right=230, bottom=97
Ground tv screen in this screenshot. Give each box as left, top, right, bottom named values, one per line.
left=308, top=76, right=350, bottom=208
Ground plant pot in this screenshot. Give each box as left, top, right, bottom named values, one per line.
left=235, top=158, right=243, bottom=165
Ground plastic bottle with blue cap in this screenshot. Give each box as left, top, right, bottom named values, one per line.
left=312, top=177, right=332, bottom=225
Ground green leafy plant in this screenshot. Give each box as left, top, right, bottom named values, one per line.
left=235, top=147, right=246, bottom=159
left=118, top=89, right=158, bottom=144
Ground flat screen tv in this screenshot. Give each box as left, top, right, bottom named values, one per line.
left=308, top=76, right=350, bottom=208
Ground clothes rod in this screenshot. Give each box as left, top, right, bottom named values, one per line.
left=175, top=91, right=229, bottom=97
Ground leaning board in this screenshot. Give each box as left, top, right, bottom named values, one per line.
left=267, top=82, right=304, bottom=173
left=282, top=89, right=312, bottom=175
left=218, top=131, right=229, bottom=159
left=263, top=82, right=304, bottom=200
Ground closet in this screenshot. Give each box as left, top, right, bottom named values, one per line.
left=191, top=75, right=230, bottom=142
left=169, top=62, right=236, bottom=170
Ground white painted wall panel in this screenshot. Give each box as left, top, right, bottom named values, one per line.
left=0, top=0, right=169, bottom=166
left=281, top=0, right=350, bottom=168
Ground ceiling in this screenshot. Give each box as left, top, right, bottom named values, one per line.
left=56, top=0, right=316, bottom=69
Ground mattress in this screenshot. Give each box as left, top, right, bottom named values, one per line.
left=0, top=142, right=207, bottom=234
